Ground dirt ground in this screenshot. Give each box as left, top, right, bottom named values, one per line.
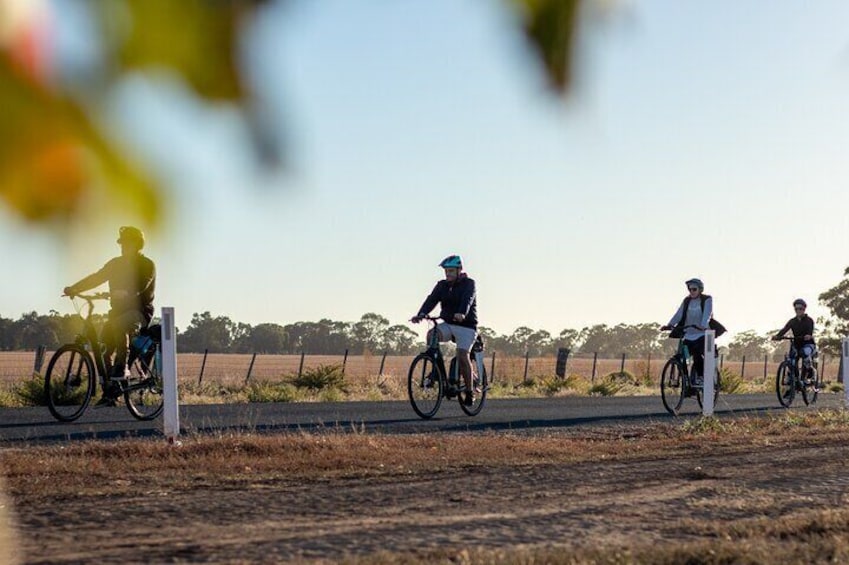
left=5, top=423, right=849, bottom=564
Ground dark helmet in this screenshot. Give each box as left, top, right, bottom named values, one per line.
left=685, top=278, right=704, bottom=291
left=793, top=298, right=807, bottom=309
left=118, top=226, right=145, bottom=249
left=438, top=255, right=463, bottom=269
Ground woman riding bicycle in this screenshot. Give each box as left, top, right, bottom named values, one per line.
left=772, top=298, right=816, bottom=378
left=660, top=278, right=713, bottom=384
left=411, top=255, right=479, bottom=406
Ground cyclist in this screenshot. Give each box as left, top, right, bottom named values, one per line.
left=63, top=226, right=156, bottom=402
left=772, top=298, right=817, bottom=383
left=661, top=278, right=712, bottom=384
left=411, top=255, right=479, bottom=406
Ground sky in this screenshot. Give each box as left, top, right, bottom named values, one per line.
left=2, top=0, right=849, bottom=340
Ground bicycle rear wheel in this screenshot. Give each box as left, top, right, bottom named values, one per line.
left=776, top=362, right=795, bottom=408
left=44, top=345, right=95, bottom=422
left=451, top=357, right=488, bottom=416
left=408, top=354, right=443, bottom=419
left=124, top=345, right=164, bottom=420
left=660, top=358, right=685, bottom=415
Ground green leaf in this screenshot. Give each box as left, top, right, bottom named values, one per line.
left=510, top=0, right=581, bottom=93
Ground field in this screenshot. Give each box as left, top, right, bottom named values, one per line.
left=0, top=350, right=801, bottom=406
left=4, top=412, right=849, bottom=563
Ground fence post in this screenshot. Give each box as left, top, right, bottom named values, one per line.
left=198, top=348, right=208, bottom=386
left=646, top=351, right=651, bottom=381
left=821, top=353, right=826, bottom=381
left=763, top=353, right=768, bottom=381
left=245, top=352, right=257, bottom=385
left=591, top=352, right=598, bottom=383
left=342, top=348, right=349, bottom=376
left=620, top=353, right=626, bottom=375
left=490, top=351, right=496, bottom=383
left=842, top=338, right=849, bottom=405
left=741, top=355, right=746, bottom=379
left=720, top=354, right=724, bottom=370
left=33, top=345, right=46, bottom=375
left=378, top=351, right=387, bottom=376
left=161, top=306, right=180, bottom=443
left=298, top=351, right=306, bottom=379
left=523, top=351, right=530, bottom=384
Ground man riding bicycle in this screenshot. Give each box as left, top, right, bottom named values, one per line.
left=772, top=298, right=817, bottom=382
left=63, top=226, right=156, bottom=402
left=411, top=255, right=478, bottom=406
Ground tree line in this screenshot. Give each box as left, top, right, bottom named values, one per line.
left=3, top=266, right=849, bottom=357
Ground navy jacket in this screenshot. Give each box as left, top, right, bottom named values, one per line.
left=775, top=315, right=815, bottom=350
left=418, top=274, right=477, bottom=329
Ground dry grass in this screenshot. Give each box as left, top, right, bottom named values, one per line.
left=4, top=410, right=849, bottom=563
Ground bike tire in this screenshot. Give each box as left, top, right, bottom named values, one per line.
left=453, top=356, right=488, bottom=417
left=776, top=362, right=795, bottom=408
left=408, top=354, right=444, bottom=419
left=124, top=344, right=164, bottom=421
left=660, top=358, right=685, bottom=415
left=801, top=366, right=817, bottom=406
left=44, top=344, right=95, bottom=422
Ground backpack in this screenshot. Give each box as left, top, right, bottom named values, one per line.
left=671, top=294, right=727, bottom=338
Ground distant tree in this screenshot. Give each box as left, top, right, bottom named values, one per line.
left=351, top=313, right=389, bottom=354
left=12, top=312, right=59, bottom=350
left=818, top=267, right=849, bottom=355
left=727, top=330, right=773, bottom=361
left=382, top=325, right=419, bottom=355
left=237, top=323, right=287, bottom=354
left=554, top=328, right=579, bottom=351
left=0, top=316, right=14, bottom=351
left=179, top=312, right=235, bottom=353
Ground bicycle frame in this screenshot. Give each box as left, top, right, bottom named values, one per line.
left=71, top=294, right=113, bottom=391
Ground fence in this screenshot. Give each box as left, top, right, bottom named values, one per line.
left=0, top=349, right=835, bottom=390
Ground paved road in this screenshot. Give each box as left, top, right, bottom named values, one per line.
left=0, top=392, right=843, bottom=445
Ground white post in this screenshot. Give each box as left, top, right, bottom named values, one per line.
left=842, top=337, right=849, bottom=407
left=161, top=307, right=180, bottom=442
left=702, top=330, right=716, bottom=416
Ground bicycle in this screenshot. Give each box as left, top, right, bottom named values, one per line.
left=407, top=316, right=488, bottom=419
left=775, top=337, right=820, bottom=408
left=44, top=292, right=164, bottom=422
left=660, top=325, right=721, bottom=415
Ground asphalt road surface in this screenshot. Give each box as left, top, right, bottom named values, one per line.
left=0, top=392, right=843, bottom=445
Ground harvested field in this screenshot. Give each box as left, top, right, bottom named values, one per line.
left=3, top=412, right=849, bottom=563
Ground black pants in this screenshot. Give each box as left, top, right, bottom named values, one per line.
left=684, top=336, right=705, bottom=378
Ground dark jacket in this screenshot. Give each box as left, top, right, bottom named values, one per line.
left=417, top=274, right=477, bottom=329
left=775, top=315, right=815, bottom=350
left=69, top=253, right=156, bottom=322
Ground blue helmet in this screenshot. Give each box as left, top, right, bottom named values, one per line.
left=685, top=278, right=704, bottom=291
left=438, top=255, right=463, bottom=269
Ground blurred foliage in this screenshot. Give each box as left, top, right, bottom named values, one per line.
left=510, top=0, right=580, bottom=92
left=1, top=0, right=579, bottom=229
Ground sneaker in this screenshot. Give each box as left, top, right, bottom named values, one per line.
left=464, top=392, right=475, bottom=406
left=94, top=395, right=118, bottom=407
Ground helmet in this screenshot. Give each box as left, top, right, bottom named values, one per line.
left=438, top=255, right=463, bottom=269
left=793, top=298, right=807, bottom=309
left=117, top=226, right=145, bottom=249
left=685, top=278, right=704, bottom=291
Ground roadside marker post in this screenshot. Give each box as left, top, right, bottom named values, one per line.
left=161, top=307, right=180, bottom=443
left=842, top=337, right=849, bottom=407
left=702, top=330, right=716, bottom=417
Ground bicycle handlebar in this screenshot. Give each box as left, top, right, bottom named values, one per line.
left=64, top=292, right=111, bottom=301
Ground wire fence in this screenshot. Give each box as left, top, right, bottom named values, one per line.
left=0, top=348, right=839, bottom=391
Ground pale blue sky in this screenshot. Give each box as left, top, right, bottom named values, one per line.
left=2, top=0, right=848, bottom=339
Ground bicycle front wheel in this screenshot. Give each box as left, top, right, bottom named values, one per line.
left=408, top=354, right=443, bottom=419
left=801, top=366, right=817, bottom=406
left=660, top=358, right=685, bottom=415
left=124, top=346, right=164, bottom=421
left=776, top=362, right=795, bottom=408
left=44, top=345, right=95, bottom=422
left=452, top=356, right=488, bottom=417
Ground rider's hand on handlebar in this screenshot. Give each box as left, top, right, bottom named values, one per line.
left=410, top=316, right=423, bottom=324
left=453, top=313, right=465, bottom=323
left=660, top=325, right=671, bottom=331
left=63, top=287, right=76, bottom=297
